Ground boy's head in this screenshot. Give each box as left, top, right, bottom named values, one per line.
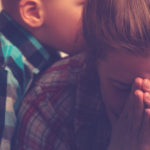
left=83, top=0, right=150, bottom=123
left=2, top=0, right=86, bottom=54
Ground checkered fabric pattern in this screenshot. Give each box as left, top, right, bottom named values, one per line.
left=13, top=53, right=111, bottom=150
left=0, top=11, right=60, bottom=150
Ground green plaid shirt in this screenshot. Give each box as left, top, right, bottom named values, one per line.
left=0, top=11, right=60, bottom=150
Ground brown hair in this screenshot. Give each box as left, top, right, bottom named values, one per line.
left=83, top=0, right=150, bottom=58
left=1, top=0, right=18, bottom=11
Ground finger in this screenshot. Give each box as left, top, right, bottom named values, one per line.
left=123, top=78, right=143, bottom=113
left=131, top=89, right=144, bottom=123
left=143, top=108, right=150, bottom=129
left=134, top=77, right=143, bottom=90
left=144, top=92, right=150, bottom=108
left=142, top=79, right=150, bottom=93
left=139, top=109, right=150, bottom=143
left=120, top=79, right=144, bottom=130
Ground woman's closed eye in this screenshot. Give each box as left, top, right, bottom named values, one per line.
left=111, top=80, right=132, bottom=92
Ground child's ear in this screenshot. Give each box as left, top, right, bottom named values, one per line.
left=19, top=0, right=44, bottom=27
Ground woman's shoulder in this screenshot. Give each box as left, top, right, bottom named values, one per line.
left=18, top=53, right=86, bottom=124
left=36, top=52, right=86, bottom=87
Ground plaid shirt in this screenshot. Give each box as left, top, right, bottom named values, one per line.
left=0, top=11, right=60, bottom=150
left=13, top=53, right=111, bottom=150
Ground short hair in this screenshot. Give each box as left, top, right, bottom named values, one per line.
left=83, top=0, right=150, bottom=58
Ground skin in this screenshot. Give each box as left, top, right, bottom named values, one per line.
left=97, top=49, right=150, bottom=150
left=3, top=0, right=86, bottom=54
left=40, top=0, right=86, bottom=53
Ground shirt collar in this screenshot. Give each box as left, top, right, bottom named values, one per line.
left=0, top=11, right=60, bottom=74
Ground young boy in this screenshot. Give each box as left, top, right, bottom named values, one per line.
left=0, top=0, right=85, bottom=149
left=13, top=0, right=150, bottom=150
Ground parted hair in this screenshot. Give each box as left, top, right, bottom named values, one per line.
left=83, top=0, right=150, bottom=58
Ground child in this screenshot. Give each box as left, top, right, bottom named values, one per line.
left=0, top=0, right=85, bottom=149
left=13, top=0, right=150, bottom=150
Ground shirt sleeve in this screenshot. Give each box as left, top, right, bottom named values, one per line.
left=0, top=68, right=7, bottom=142
left=0, top=33, right=35, bottom=150
left=0, top=67, right=20, bottom=150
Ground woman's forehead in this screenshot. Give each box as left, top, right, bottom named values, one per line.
left=98, top=50, right=150, bottom=81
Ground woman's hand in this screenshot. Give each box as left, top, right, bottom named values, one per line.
left=108, top=77, right=150, bottom=150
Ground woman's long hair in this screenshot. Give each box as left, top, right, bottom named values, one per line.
left=83, top=0, right=150, bottom=58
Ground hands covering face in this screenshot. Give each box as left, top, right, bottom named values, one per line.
left=108, top=77, right=150, bottom=150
